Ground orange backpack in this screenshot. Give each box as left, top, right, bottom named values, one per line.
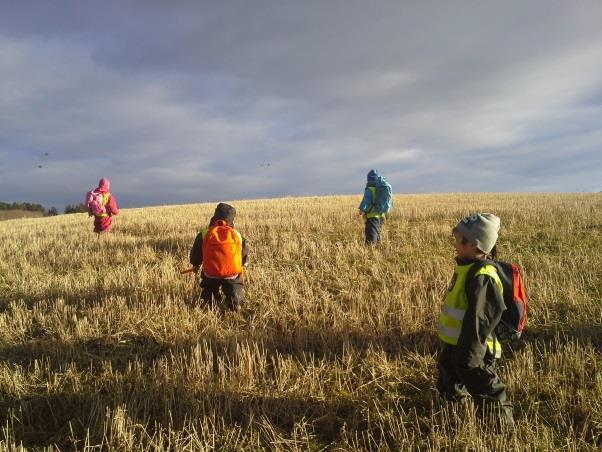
left=202, top=220, right=243, bottom=278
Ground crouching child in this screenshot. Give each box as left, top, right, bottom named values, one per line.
left=437, top=213, right=514, bottom=431
left=189, top=203, right=248, bottom=311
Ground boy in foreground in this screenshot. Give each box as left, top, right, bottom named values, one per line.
left=437, top=213, right=514, bottom=431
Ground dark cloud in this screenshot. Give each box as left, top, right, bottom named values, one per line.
left=1, top=1, right=601, bottom=208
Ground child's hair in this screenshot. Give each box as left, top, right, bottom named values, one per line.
left=452, top=227, right=469, bottom=245
left=489, top=244, right=498, bottom=260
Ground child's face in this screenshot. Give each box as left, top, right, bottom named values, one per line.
left=452, top=230, right=479, bottom=259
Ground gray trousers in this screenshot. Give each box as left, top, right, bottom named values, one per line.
left=365, top=217, right=384, bottom=244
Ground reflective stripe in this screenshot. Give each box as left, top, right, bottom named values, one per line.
left=442, top=304, right=465, bottom=321
left=487, top=338, right=502, bottom=358
left=437, top=324, right=461, bottom=340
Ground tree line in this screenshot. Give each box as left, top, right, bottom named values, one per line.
left=0, top=201, right=45, bottom=212
left=1, top=201, right=89, bottom=216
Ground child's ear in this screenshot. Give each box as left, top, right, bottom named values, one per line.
left=473, top=245, right=487, bottom=257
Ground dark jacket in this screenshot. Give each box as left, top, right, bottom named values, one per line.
left=453, top=257, right=506, bottom=369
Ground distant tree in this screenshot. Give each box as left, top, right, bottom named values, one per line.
left=64, top=203, right=88, bottom=214
left=46, top=207, right=58, bottom=216
left=0, top=201, right=45, bottom=212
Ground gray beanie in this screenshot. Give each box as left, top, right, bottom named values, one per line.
left=454, top=213, right=500, bottom=253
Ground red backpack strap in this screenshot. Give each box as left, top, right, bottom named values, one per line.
left=510, top=264, right=527, bottom=301
left=510, top=263, right=527, bottom=329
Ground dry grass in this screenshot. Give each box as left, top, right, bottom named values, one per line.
left=0, top=193, right=600, bottom=451
left=0, top=211, right=44, bottom=221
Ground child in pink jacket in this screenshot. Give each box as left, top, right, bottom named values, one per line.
left=88, top=177, right=119, bottom=233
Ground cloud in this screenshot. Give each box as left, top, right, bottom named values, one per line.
left=1, top=1, right=601, bottom=208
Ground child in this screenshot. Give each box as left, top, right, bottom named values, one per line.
left=436, top=213, right=514, bottom=430
left=358, top=169, right=389, bottom=244
left=189, top=203, right=248, bottom=311
left=86, top=177, right=119, bottom=234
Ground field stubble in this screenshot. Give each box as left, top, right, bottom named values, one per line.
left=0, top=193, right=600, bottom=451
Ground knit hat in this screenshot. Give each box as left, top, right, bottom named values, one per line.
left=454, top=213, right=500, bottom=254
left=367, top=169, right=379, bottom=183
left=210, top=202, right=236, bottom=226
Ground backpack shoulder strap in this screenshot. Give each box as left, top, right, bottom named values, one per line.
left=203, top=221, right=233, bottom=239
left=232, top=227, right=243, bottom=242
left=465, top=259, right=495, bottom=287
left=200, top=227, right=210, bottom=240
left=466, top=259, right=504, bottom=299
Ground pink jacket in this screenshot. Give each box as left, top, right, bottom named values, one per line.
left=93, top=178, right=119, bottom=232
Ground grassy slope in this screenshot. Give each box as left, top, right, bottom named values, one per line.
left=0, top=210, right=44, bottom=221
left=0, top=194, right=600, bottom=451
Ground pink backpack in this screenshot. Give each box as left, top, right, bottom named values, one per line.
left=85, top=190, right=106, bottom=216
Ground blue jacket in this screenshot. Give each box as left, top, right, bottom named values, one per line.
left=359, top=185, right=375, bottom=213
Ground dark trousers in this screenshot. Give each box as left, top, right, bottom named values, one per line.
left=365, top=217, right=384, bottom=244
left=437, top=344, right=514, bottom=428
left=200, top=274, right=244, bottom=310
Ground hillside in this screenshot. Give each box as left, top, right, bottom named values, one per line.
left=0, top=210, right=45, bottom=221
left=0, top=194, right=600, bottom=450
left=0, top=202, right=47, bottom=221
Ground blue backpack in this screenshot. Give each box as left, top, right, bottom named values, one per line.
left=373, top=178, right=393, bottom=214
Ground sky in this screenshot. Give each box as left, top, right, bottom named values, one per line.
left=1, top=1, right=601, bottom=208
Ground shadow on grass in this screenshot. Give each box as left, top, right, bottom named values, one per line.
left=0, top=334, right=167, bottom=371
left=1, top=312, right=600, bottom=448
left=519, top=323, right=602, bottom=350
left=0, top=279, right=186, bottom=312
left=113, top=235, right=189, bottom=255
left=1, top=357, right=392, bottom=449
left=0, top=323, right=438, bottom=448
left=0, top=285, right=134, bottom=311
left=0, top=325, right=438, bottom=373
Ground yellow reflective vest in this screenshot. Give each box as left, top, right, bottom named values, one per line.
left=365, top=186, right=385, bottom=219
left=438, top=262, right=503, bottom=358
